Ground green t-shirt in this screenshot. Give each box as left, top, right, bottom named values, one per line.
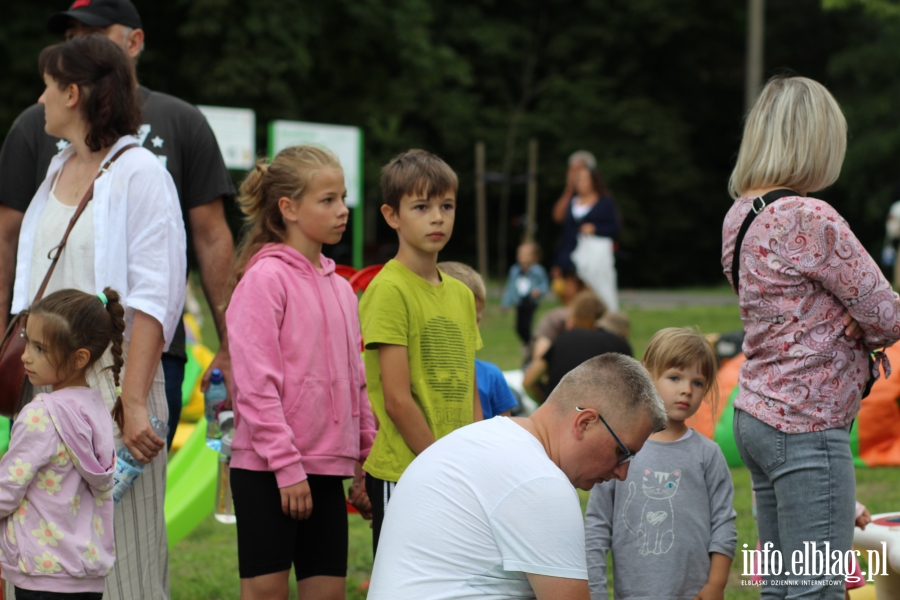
left=360, top=259, right=483, bottom=482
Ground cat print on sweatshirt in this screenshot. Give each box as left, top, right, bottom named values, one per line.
left=622, top=468, right=681, bottom=555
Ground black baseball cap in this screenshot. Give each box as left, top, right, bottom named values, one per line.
left=47, top=0, right=142, bottom=36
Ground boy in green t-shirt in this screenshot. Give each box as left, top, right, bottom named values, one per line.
left=360, top=149, right=483, bottom=553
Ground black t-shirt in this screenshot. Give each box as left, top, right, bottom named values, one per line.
left=542, top=328, right=634, bottom=395
left=0, top=86, right=236, bottom=360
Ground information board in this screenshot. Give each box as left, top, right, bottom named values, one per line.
left=197, top=106, right=256, bottom=170
left=268, top=120, right=363, bottom=209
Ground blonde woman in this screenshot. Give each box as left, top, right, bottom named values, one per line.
left=722, top=76, right=900, bottom=598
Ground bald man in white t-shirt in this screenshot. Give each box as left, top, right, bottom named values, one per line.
left=367, top=353, right=667, bottom=600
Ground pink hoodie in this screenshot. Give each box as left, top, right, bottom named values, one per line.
left=227, top=244, right=377, bottom=487
left=0, top=388, right=116, bottom=594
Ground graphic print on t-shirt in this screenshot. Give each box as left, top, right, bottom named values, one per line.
left=622, top=468, right=681, bottom=556
left=136, top=124, right=151, bottom=146
left=516, top=275, right=532, bottom=297
left=54, top=123, right=162, bottom=162
left=421, top=315, right=469, bottom=407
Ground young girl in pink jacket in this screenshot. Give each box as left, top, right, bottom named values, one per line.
left=0, top=288, right=121, bottom=598
left=225, top=145, right=376, bottom=600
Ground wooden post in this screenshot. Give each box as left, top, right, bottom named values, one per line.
left=745, top=0, right=764, bottom=111
left=475, top=142, right=488, bottom=280
left=498, top=176, right=510, bottom=277
left=526, top=138, right=538, bottom=242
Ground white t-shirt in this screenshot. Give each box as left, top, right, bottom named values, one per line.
left=367, top=417, right=587, bottom=600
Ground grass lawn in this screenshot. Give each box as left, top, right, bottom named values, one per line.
left=173, top=282, right=900, bottom=599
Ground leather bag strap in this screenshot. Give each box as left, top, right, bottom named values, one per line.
left=730, top=188, right=798, bottom=294
left=33, top=143, right=139, bottom=303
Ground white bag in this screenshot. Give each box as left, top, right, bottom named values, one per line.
left=570, top=234, right=618, bottom=311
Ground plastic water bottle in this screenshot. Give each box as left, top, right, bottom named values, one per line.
left=112, top=415, right=169, bottom=504
left=217, top=409, right=234, bottom=442
left=205, top=369, right=228, bottom=451
left=215, top=429, right=236, bottom=524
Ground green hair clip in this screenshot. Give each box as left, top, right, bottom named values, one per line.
left=97, top=292, right=108, bottom=307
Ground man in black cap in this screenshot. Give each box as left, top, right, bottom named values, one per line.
left=0, top=0, right=236, bottom=451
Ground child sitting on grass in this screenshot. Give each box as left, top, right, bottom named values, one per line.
left=585, top=327, right=737, bottom=600
left=523, top=290, right=631, bottom=402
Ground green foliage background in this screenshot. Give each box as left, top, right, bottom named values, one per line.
left=1, top=0, right=898, bottom=286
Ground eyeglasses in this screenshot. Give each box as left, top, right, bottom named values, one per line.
left=576, top=407, right=636, bottom=464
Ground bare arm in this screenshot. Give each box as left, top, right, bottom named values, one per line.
left=379, top=344, right=436, bottom=455
left=0, top=205, right=24, bottom=331
left=121, top=310, right=166, bottom=463
left=552, top=185, right=574, bottom=224
left=552, top=162, right=581, bottom=224
left=531, top=336, right=552, bottom=366
left=693, top=552, right=731, bottom=600
left=190, top=198, right=236, bottom=392
left=526, top=573, right=590, bottom=600
left=523, top=355, right=548, bottom=402
left=473, top=374, right=483, bottom=422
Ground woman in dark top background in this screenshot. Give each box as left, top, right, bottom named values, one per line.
left=551, top=160, right=620, bottom=309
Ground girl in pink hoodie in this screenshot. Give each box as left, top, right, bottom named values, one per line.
left=0, top=288, right=120, bottom=598
left=225, top=145, right=376, bottom=600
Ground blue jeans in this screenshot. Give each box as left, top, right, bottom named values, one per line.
left=734, top=408, right=855, bottom=599
left=161, top=354, right=185, bottom=450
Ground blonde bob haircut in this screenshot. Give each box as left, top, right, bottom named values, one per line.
left=642, top=327, right=719, bottom=415
left=728, top=76, right=847, bottom=199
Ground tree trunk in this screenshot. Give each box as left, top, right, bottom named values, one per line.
left=496, top=12, right=547, bottom=276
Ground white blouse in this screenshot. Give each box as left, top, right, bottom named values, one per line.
left=13, top=135, right=186, bottom=351
left=28, top=175, right=95, bottom=301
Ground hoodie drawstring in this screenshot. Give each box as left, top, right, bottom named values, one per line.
left=311, top=272, right=339, bottom=422
left=329, top=274, right=361, bottom=418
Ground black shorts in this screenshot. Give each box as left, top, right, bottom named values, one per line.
left=365, top=473, right=397, bottom=556
left=231, top=469, right=348, bottom=580
left=14, top=588, right=101, bottom=600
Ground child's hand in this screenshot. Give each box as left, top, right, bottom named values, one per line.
left=348, top=473, right=373, bottom=519
left=280, top=480, right=313, bottom=520
left=693, top=584, right=725, bottom=600
left=530, top=289, right=542, bottom=299
left=856, top=507, right=872, bottom=530
left=347, top=469, right=372, bottom=521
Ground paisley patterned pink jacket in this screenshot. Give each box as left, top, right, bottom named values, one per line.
left=722, top=195, right=900, bottom=432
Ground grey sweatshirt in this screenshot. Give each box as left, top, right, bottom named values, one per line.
left=585, top=430, right=737, bottom=600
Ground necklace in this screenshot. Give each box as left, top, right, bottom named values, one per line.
left=66, top=156, right=100, bottom=202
